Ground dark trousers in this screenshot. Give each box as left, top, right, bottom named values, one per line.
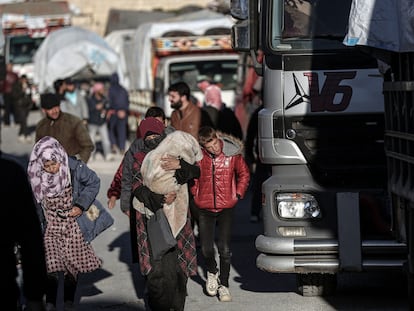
left=14, top=104, right=30, bottom=136
left=198, top=208, right=233, bottom=287
left=3, top=93, right=14, bottom=125
left=108, top=114, right=127, bottom=151
left=46, top=272, right=77, bottom=306
left=146, top=248, right=188, bottom=311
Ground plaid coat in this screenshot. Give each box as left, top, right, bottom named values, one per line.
left=130, top=149, right=197, bottom=276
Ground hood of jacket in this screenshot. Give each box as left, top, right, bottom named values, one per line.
left=219, top=132, right=244, bottom=157
left=110, top=73, right=119, bottom=85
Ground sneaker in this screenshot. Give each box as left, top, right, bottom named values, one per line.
left=105, top=153, right=115, bottom=161
left=218, top=285, right=232, bottom=302
left=25, top=136, right=33, bottom=144
left=206, top=271, right=219, bottom=296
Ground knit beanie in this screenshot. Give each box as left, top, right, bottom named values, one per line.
left=204, top=84, right=223, bottom=110
left=40, top=93, right=60, bottom=110
left=139, top=117, right=164, bottom=138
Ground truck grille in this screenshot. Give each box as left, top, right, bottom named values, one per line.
left=284, top=114, right=387, bottom=188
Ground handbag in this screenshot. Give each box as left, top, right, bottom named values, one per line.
left=146, top=208, right=177, bottom=260
left=77, top=199, right=114, bottom=243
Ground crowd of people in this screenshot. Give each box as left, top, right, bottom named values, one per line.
left=0, top=62, right=267, bottom=310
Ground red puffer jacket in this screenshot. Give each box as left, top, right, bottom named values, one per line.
left=191, top=135, right=250, bottom=212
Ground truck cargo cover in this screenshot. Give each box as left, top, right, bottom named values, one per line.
left=343, top=0, right=414, bottom=52
left=129, top=10, right=233, bottom=91
left=33, top=26, right=119, bottom=92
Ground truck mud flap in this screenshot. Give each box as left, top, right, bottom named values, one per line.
left=337, top=192, right=362, bottom=271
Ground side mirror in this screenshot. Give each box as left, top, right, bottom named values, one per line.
left=230, top=0, right=258, bottom=52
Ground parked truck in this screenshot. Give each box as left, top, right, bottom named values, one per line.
left=0, top=0, right=71, bottom=104
left=231, top=0, right=408, bottom=296
left=117, top=10, right=240, bottom=119
left=344, top=0, right=414, bottom=307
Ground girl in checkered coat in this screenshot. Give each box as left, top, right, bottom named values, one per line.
left=28, top=136, right=102, bottom=310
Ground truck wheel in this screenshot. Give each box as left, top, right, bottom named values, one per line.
left=297, top=273, right=337, bottom=297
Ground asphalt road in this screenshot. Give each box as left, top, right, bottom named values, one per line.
left=1, top=110, right=410, bottom=311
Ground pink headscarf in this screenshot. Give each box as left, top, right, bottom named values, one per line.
left=204, top=84, right=223, bottom=110
left=27, top=136, right=70, bottom=203
left=92, top=82, right=104, bottom=94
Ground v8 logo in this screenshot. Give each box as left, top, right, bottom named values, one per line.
left=286, top=71, right=356, bottom=112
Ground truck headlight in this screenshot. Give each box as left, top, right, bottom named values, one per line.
left=276, top=193, right=321, bottom=219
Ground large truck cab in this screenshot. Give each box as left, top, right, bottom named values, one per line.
left=232, top=0, right=407, bottom=296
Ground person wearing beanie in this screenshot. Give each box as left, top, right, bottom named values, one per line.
left=121, top=116, right=200, bottom=311
left=107, top=106, right=175, bottom=213
left=35, top=92, right=94, bottom=163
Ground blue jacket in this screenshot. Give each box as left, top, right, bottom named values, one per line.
left=69, top=157, right=99, bottom=209
left=70, top=157, right=113, bottom=243
left=108, top=73, right=129, bottom=111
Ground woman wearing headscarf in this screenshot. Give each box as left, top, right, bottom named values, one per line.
left=27, top=136, right=102, bottom=311
left=125, top=117, right=200, bottom=311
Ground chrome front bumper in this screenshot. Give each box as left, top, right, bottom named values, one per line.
left=256, top=234, right=407, bottom=273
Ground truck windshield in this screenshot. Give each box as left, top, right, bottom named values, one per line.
left=8, top=35, right=44, bottom=64
left=169, top=59, right=238, bottom=92
left=271, top=0, right=352, bottom=49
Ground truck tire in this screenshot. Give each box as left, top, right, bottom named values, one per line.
left=296, top=273, right=337, bottom=297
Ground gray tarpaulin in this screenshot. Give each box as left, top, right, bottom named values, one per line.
left=33, top=26, right=120, bottom=93
left=343, top=0, right=414, bottom=52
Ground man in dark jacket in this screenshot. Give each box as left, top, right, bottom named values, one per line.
left=35, top=93, right=94, bottom=163
left=108, top=73, right=129, bottom=154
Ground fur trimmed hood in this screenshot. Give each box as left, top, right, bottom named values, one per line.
left=218, top=131, right=244, bottom=157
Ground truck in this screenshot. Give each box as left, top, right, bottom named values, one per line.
left=231, top=0, right=408, bottom=296
left=344, top=0, right=414, bottom=307
left=116, top=9, right=240, bottom=119
left=0, top=0, right=71, bottom=104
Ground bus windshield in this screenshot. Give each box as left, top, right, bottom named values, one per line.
left=169, top=59, right=238, bottom=92
left=8, top=35, right=44, bottom=64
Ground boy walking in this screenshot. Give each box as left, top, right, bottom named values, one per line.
left=192, top=126, right=250, bottom=302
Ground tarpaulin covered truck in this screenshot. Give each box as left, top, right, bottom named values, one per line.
left=0, top=0, right=71, bottom=104
left=231, top=0, right=408, bottom=297
left=118, top=10, right=239, bottom=118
